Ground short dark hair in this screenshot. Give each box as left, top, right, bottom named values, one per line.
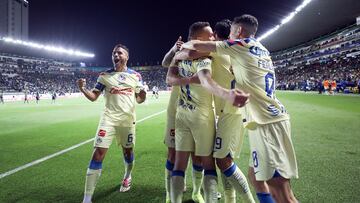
left=214, top=19, right=232, bottom=40
left=188, top=21, right=210, bottom=40
left=233, top=14, right=258, bottom=36
left=113, top=43, right=129, bottom=54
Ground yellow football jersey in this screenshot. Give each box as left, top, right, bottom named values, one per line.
left=177, top=58, right=214, bottom=118
left=210, top=53, right=241, bottom=115
left=215, top=38, right=289, bottom=127
left=167, top=86, right=180, bottom=116
left=94, top=68, right=143, bottom=126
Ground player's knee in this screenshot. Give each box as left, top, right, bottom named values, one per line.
left=215, top=155, right=233, bottom=171
left=200, top=156, right=215, bottom=170
left=123, top=148, right=134, bottom=162
left=167, top=148, right=176, bottom=163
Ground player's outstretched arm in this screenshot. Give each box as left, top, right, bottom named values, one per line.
left=174, top=49, right=210, bottom=61
left=166, top=61, right=200, bottom=86
left=135, top=89, right=146, bottom=104
left=181, top=40, right=217, bottom=53
left=197, top=70, right=249, bottom=108
left=77, top=78, right=101, bottom=102
left=162, top=36, right=184, bottom=67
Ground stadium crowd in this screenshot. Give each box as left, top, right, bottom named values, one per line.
left=1, top=25, right=359, bottom=95
left=0, top=54, right=168, bottom=94
left=273, top=24, right=360, bottom=93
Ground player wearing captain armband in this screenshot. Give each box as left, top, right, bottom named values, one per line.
left=181, top=15, right=299, bottom=203
left=77, top=43, right=146, bottom=203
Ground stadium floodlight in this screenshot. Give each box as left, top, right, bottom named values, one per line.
left=258, top=0, right=313, bottom=42
left=0, top=37, right=95, bottom=58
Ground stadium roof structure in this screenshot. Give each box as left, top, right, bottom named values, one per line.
left=261, top=0, right=360, bottom=52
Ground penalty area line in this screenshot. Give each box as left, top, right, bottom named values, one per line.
left=0, top=109, right=166, bottom=180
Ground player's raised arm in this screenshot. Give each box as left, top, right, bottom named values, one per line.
left=197, top=69, right=249, bottom=107
left=162, top=36, right=184, bottom=67
left=182, top=40, right=217, bottom=53
left=77, top=78, right=101, bottom=102
left=166, top=60, right=200, bottom=86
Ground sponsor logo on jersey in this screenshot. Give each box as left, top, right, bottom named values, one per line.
left=98, top=129, right=106, bottom=137
left=249, top=46, right=270, bottom=57
left=110, top=87, right=134, bottom=95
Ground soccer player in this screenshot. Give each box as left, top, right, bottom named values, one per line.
left=152, top=85, right=159, bottom=99
left=175, top=19, right=255, bottom=203
left=162, top=36, right=205, bottom=203
left=323, top=79, right=329, bottom=95
left=181, top=15, right=299, bottom=203
left=77, top=43, right=146, bottom=203
left=51, top=91, right=57, bottom=103
left=24, top=90, right=29, bottom=104
left=330, top=80, right=337, bottom=95
left=35, top=92, right=40, bottom=104
left=0, top=90, right=4, bottom=104
left=168, top=21, right=248, bottom=203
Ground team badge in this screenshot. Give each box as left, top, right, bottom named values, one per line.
left=118, top=74, right=126, bottom=81
left=96, top=137, right=103, bottom=144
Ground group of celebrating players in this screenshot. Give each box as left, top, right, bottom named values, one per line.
left=78, top=14, right=299, bottom=203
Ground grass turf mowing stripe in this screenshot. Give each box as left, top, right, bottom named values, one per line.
left=0, top=109, right=166, bottom=180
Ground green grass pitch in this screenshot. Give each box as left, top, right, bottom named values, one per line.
left=0, top=92, right=359, bottom=202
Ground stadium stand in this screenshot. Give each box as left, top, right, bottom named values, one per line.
left=0, top=53, right=168, bottom=95
left=273, top=24, right=360, bottom=93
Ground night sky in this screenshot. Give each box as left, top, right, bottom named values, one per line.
left=29, top=0, right=301, bottom=66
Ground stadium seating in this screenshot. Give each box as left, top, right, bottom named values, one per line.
left=0, top=53, right=168, bottom=94
left=272, top=24, right=360, bottom=93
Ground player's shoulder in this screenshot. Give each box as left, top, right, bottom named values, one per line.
left=99, top=68, right=115, bottom=76
left=126, top=68, right=142, bottom=81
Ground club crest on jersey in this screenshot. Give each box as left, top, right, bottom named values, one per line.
left=98, top=129, right=106, bottom=137
left=118, top=74, right=126, bottom=81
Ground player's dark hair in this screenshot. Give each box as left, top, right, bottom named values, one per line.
left=214, top=19, right=232, bottom=40
left=113, top=43, right=129, bottom=54
left=233, top=14, right=258, bottom=36
left=188, top=21, right=210, bottom=40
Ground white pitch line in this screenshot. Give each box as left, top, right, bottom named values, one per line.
left=0, top=109, right=166, bottom=180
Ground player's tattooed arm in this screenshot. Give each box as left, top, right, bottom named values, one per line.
left=77, top=78, right=101, bottom=102
left=162, top=36, right=184, bottom=67
left=182, top=40, right=217, bottom=53
left=198, top=70, right=249, bottom=108
left=135, top=89, right=146, bottom=104
left=166, top=61, right=200, bottom=86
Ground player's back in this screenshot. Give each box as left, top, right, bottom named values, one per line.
left=216, top=38, right=289, bottom=127
left=211, top=53, right=242, bottom=115
left=177, top=58, right=213, bottom=118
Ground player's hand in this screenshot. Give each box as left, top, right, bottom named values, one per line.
left=229, top=89, right=250, bottom=108
left=77, top=78, right=86, bottom=90
left=172, top=36, right=184, bottom=52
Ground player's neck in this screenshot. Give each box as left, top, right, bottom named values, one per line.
left=114, top=64, right=127, bottom=72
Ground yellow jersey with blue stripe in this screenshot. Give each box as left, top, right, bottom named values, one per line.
left=210, top=53, right=242, bottom=115
left=177, top=58, right=214, bottom=118
left=94, top=68, right=143, bottom=127
left=215, top=38, right=289, bottom=128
